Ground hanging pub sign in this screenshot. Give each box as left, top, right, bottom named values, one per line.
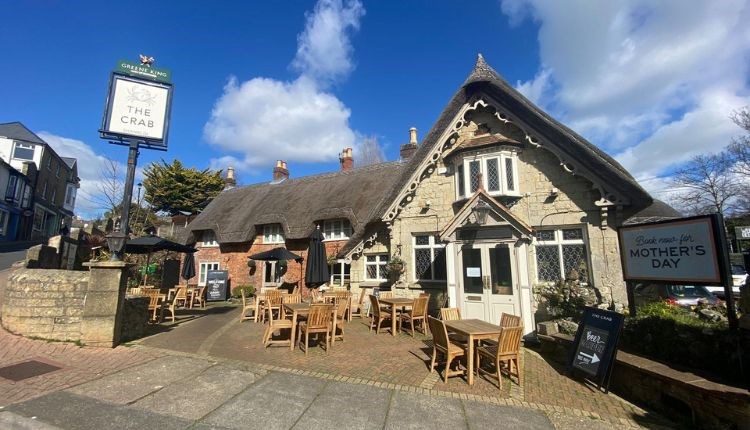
left=618, top=215, right=726, bottom=285
left=100, top=58, right=173, bottom=151
left=568, top=307, right=624, bottom=392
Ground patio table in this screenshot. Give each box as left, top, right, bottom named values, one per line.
left=284, top=302, right=310, bottom=351
left=444, top=319, right=503, bottom=386
left=378, top=297, right=414, bottom=336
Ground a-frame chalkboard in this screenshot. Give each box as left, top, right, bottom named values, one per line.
left=568, top=307, right=624, bottom=393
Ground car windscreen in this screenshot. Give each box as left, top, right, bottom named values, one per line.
left=731, top=265, right=746, bottom=275
left=666, top=285, right=711, bottom=298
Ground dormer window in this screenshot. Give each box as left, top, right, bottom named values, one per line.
left=322, top=219, right=352, bottom=240
left=201, top=230, right=218, bottom=247
left=263, top=224, right=284, bottom=244
left=455, top=152, right=519, bottom=198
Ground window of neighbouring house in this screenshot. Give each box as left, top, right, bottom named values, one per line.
left=365, top=254, right=389, bottom=281
left=263, top=261, right=283, bottom=286
left=41, top=182, right=48, bottom=199
left=263, top=224, right=284, bottom=244
left=32, top=206, right=46, bottom=232
left=5, top=176, right=17, bottom=202
left=330, top=260, right=351, bottom=287
left=198, top=262, right=220, bottom=286
left=50, top=188, right=57, bottom=205
left=0, top=209, right=8, bottom=236
left=46, top=157, right=52, bottom=171
left=413, top=234, right=446, bottom=281
left=201, top=230, right=218, bottom=247
left=322, top=219, right=352, bottom=240
left=12, top=142, right=34, bottom=160
left=454, top=152, right=519, bottom=199
left=534, top=227, right=589, bottom=283
left=64, top=185, right=75, bottom=207
left=56, top=163, right=60, bottom=178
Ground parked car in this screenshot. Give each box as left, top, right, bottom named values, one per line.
left=703, top=264, right=745, bottom=299
left=633, top=283, right=720, bottom=308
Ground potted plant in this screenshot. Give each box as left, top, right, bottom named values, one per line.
left=387, top=256, right=406, bottom=275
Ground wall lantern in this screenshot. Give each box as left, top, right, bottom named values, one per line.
left=472, top=200, right=492, bottom=225
left=247, top=258, right=257, bottom=268
left=106, top=229, right=127, bottom=261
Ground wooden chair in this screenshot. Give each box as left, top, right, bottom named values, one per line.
left=283, top=293, right=302, bottom=304
left=500, top=312, right=521, bottom=328
left=298, top=304, right=333, bottom=355
left=129, top=287, right=143, bottom=296
left=262, top=301, right=294, bottom=348
left=331, top=298, right=348, bottom=346
left=147, top=294, right=162, bottom=322
left=439, top=307, right=466, bottom=343
left=348, top=288, right=368, bottom=320
left=162, top=286, right=188, bottom=323
left=427, top=316, right=467, bottom=383
left=240, top=289, right=259, bottom=322
left=191, top=287, right=206, bottom=308
left=440, top=307, right=461, bottom=320
left=476, top=325, right=524, bottom=389
left=398, top=296, right=429, bottom=337
left=260, top=290, right=283, bottom=323
left=368, top=295, right=392, bottom=334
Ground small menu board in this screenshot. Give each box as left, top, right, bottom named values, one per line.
left=569, top=307, right=624, bottom=392
left=206, top=270, right=229, bottom=302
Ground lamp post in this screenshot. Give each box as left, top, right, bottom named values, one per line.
left=106, top=219, right=127, bottom=261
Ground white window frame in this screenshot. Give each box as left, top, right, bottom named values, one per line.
left=198, top=261, right=220, bottom=286
left=455, top=151, right=520, bottom=198
left=534, top=227, right=590, bottom=284
left=322, top=219, right=352, bottom=241
left=201, top=230, right=219, bottom=247
left=263, top=261, right=283, bottom=287
left=263, top=224, right=284, bottom=244
left=0, top=209, right=8, bottom=236
left=329, top=260, right=351, bottom=286
left=41, top=182, right=48, bottom=199
left=12, top=142, right=35, bottom=160
left=364, top=253, right=389, bottom=282
left=50, top=188, right=57, bottom=205
left=412, top=234, right=446, bottom=282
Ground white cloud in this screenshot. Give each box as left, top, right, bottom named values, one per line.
left=205, top=0, right=364, bottom=173
left=293, top=0, right=365, bottom=86
left=504, top=0, right=750, bottom=178
left=37, top=132, right=140, bottom=218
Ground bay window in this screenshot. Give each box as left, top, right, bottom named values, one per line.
left=455, top=152, right=519, bottom=198
left=323, top=219, right=351, bottom=240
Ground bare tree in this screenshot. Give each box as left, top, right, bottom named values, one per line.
left=669, top=153, right=739, bottom=217
left=358, top=135, right=386, bottom=166
left=94, top=158, right=124, bottom=216
left=723, top=107, right=750, bottom=212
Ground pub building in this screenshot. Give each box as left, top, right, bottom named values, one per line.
left=184, top=55, right=679, bottom=334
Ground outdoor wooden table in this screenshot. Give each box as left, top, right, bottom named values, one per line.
left=443, top=319, right=503, bottom=386
left=284, top=303, right=310, bottom=351
left=378, top=297, right=414, bottom=336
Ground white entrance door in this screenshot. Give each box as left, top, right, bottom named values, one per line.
left=459, top=243, right=520, bottom=324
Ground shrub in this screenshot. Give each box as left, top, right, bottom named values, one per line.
left=231, top=285, right=255, bottom=298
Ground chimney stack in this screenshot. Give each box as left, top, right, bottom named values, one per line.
left=272, top=160, right=289, bottom=182
left=339, top=147, right=354, bottom=171
left=400, top=127, right=418, bottom=160
left=224, top=166, right=236, bottom=190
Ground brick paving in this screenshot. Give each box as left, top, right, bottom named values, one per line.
left=0, top=326, right=162, bottom=407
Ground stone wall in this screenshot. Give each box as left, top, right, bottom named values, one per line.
left=120, top=296, right=150, bottom=342
left=1, top=261, right=129, bottom=347
left=2, top=269, right=89, bottom=341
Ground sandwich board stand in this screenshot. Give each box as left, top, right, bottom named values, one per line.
left=206, top=270, right=229, bottom=302
left=568, top=307, right=624, bottom=393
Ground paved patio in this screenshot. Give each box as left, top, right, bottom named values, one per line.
left=134, top=302, right=673, bottom=428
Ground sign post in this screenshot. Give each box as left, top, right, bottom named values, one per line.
left=99, top=56, right=173, bottom=260
left=618, top=214, right=737, bottom=330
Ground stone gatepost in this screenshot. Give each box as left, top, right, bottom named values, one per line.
left=81, top=261, right=129, bottom=347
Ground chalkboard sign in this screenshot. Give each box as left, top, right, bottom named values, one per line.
left=206, top=270, right=229, bottom=302
left=569, top=307, right=624, bottom=392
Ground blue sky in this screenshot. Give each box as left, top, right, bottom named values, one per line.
left=2, top=0, right=749, bottom=218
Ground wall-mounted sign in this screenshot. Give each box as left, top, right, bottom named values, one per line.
left=618, top=215, right=723, bottom=285
left=735, top=226, right=750, bottom=240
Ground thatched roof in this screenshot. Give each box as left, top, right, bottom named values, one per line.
left=186, top=161, right=405, bottom=246
left=623, top=200, right=682, bottom=225
left=378, top=55, right=653, bottom=222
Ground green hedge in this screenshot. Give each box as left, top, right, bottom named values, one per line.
left=230, top=285, right=255, bottom=299
left=621, top=303, right=742, bottom=380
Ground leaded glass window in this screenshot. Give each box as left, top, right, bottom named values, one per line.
left=457, top=164, right=465, bottom=197
left=505, top=157, right=515, bottom=191
left=365, top=254, right=388, bottom=281
left=534, top=227, right=590, bottom=283
left=469, top=160, right=481, bottom=193
left=486, top=158, right=500, bottom=191
left=413, top=234, right=446, bottom=281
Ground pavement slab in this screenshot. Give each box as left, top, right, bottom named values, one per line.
left=384, top=390, right=468, bottom=430
left=292, top=380, right=390, bottom=430
left=5, top=391, right=193, bottom=430
left=131, top=364, right=259, bottom=420
left=66, top=355, right=212, bottom=405
left=201, top=371, right=328, bottom=430
left=0, top=411, right=63, bottom=430
left=462, top=400, right=554, bottom=430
